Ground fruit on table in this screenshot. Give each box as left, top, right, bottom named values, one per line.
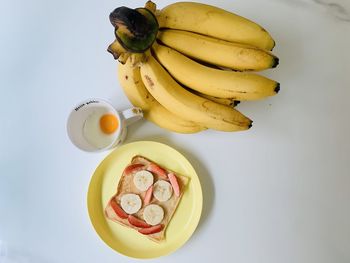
left=140, top=55, right=252, bottom=131
left=118, top=56, right=205, bottom=133
left=157, top=29, right=278, bottom=71
left=108, top=1, right=280, bottom=133
left=128, top=215, right=151, bottom=228
left=152, top=43, right=279, bottom=100
left=110, top=198, right=128, bottom=219
left=138, top=224, right=164, bottom=235
left=156, top=2, right=275, bottom=50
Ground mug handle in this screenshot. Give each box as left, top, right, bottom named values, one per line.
left=120, top=107, right=143, bottom=127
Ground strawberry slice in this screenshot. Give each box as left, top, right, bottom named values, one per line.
left=147, top=163, right=168, bottom=179
left=144, top=185, right=153, bottom=205
left=168, top=172, right=180, bottom=197
left=138, top=224, right=164, bottom=235
left=128, top=215, right=151, bottom=228
left=110, top=199, right=128, bottom=219
left=124, top=163, right=145, bottom=175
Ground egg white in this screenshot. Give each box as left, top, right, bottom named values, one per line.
left=82, top=110, right=117, bottom=149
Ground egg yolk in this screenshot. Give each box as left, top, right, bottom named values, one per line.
left=99, top=114, right=118, bottom=134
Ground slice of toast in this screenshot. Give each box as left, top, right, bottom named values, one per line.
left=105, top=155, right=189, bottom=242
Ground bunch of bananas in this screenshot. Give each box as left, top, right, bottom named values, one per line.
left=108, top=1, right=280, bottom=133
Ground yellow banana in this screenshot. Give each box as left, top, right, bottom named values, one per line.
left=140, top=55, right=252, bottom=132
left=157, top=2, right=275, bottom=50
left=118, top=56, right=205, bottom=133
left=157, top=29, right=278, bottom=71
left=152, top=43, right=279, bottom=100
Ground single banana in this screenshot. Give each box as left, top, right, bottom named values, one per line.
left=157, top=29, right=278, bottom=71
left=152, top=43, right=279, bottom=100
left=153, top=180, right=173, bottom=202
left=140, top=55, right=252, bottom=132
left=157, top=2, right=275, bottom=50
left=118, top=56, right=205, bottom=133
left=120, top=193, right=142, bottom=214
left=133, top=170, right=154, bottom=191
left=143, top=204, right=164, bottom=225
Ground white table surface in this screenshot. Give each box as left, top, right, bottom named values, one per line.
left=1, top=0, right=350, bottom=262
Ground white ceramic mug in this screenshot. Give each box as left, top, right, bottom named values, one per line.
left=67, top=98, right=143, bottom=152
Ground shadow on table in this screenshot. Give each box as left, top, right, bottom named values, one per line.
left=130, top=135, right=215, bottom=233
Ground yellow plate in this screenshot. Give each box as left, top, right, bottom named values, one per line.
left=87, top=141, right=203, bottom=259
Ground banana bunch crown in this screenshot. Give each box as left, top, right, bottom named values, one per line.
left=110, top=1, right=280, bottom=133
left=108, top=1, right=158, bottom=60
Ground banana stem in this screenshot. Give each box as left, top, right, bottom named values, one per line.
left=109, top=6, right=159, bottom=53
